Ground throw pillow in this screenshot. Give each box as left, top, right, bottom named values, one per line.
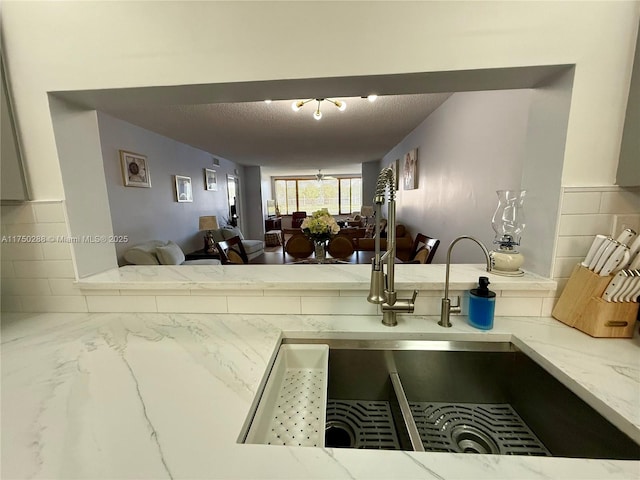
left=156, top=241, right=186, bottom=265
left=123, top=240, right=165, bottom=265
left=221, top=226, right=244, bottom=240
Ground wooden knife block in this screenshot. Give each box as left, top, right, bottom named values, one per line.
left=552, top=264, right=638, bottom=338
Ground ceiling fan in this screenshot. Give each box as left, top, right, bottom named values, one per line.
left=315, top=169, right=336, bottom=181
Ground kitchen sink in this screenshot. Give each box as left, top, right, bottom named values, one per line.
left=243, top=339, right=640, bottom=460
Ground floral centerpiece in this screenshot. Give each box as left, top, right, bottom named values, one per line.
left=300, top=209, right=340, bottom=262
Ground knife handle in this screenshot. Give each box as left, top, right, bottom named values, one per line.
left=615, top=228, right=636, bottom=245
left=594, top=239, right=621, bottom=274
left=588, top=237, right=613, bottom=270
left=599, top=245, right=630, bottom=276
left=616, top=271, right=638, bottom=302
left=582, top=234, right=607, bottom=267
left=629, top=252, right=640, bottom=270
left=602, top=271, right=627, bottom=302
left=624, top=236, right=640, bottom=269
left=626, top=275, right=640, bottom=303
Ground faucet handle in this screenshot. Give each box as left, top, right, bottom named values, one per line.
left=450, top=295, right=461, bottom=314
left=410, top=289, right=418, bottom=304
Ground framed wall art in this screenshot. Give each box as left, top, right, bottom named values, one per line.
left=175, top=175, right=193, bottom=202
left=205, top=168, right=218, bottom=191
left=403, top=148, right=418, bottom=190
left=120, top=150, right=151, bottom=188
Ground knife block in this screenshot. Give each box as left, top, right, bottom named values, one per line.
left=552, top=264, right=638, bottom=338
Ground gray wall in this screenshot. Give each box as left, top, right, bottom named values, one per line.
left=384, top=90, right=532, bottom=264
left=97, top=113, right=240, bottom=264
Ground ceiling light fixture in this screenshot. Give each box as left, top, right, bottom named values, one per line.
left=292, top=98, right=346, bottom=120
left=367, top=94, right=378, bottom=102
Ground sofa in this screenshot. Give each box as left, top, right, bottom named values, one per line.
left=355, top=224, right=414, bottom=261
left=123, top=240, right=220, bottom=266
left=210, top=226, right=264, bottom=261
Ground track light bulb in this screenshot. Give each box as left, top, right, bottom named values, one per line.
left=292, top=101, right=303, bottom=112
left=367, top=95, right=378, bottom=103
left=336, top=100, right=347, bottom=111
left=313, top=110, right=322, bottom=120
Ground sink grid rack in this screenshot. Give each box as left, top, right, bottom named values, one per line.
left=410, top=402, right=551, bottom=456
left=245, top=344, right=328, bottom=447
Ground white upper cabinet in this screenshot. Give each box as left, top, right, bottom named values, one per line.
left=616, top=25, right=640, bottom=187
left=1, top=57, right=28, bottom=201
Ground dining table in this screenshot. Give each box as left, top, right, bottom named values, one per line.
left=284, top=250, right=401, bottom=265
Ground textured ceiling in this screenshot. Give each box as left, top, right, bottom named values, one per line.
left=101, top=93, right=452, bottom=175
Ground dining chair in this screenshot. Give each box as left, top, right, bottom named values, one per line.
left=284, top=233, right=314, bottom=260
left=281, top=228, right=303, bottom=255
left=407, top=233, right=440, bottom=264
left=327, top=235, right=355, bottom=260
left=215, top=236, right=249, bottom=264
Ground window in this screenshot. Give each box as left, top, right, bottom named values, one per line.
left=274, top=176, right=362, bottom=215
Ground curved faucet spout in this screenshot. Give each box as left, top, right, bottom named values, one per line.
left=439, top=235, right=492, bottom=328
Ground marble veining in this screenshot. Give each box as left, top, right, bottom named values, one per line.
left=2, top=312, right=638, bottom=479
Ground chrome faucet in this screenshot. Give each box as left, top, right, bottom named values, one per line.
left=367, top=167, right=418, bottom=327
left=439, top=235, right=492, bottom=328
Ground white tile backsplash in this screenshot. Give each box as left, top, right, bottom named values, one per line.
left=557, top=214, right=613, bottom=236
left=1, top=278, right=52, bottom=297
left=1, top=204, right=35, bottom=225
left=599, top=190, right=640, bottom=214
left=156, top=296, right=227, bottom=313
left=32, top=202, right=66, bottom=223
left=1, top=261, right=15, bottom=278
left=48, top=278, right=83, bottom=296
left=1, top=243, right=44, bottom=261
left=1, top=295, right=22, bottom=312
left=41, top=242, right=72, bottom=260
left=554, top=257, right=582, bottom=279
left=86, top=295, right=157, bottom=312
left=561, top=192, right=601, bottom=214
left=301, top=296, right=377, bottom=315
left=227, top=296, right=301, bottom=314
left=555, top=236, right=594, bottom=258
left=20, top=295, right=88, bottom=313
left=494, top=297, right=543, bottom=317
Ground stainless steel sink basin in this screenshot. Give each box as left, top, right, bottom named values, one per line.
left=284, top=339, right=640, bottom=459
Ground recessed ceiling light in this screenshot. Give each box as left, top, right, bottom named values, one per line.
left=367, top=94, right=378, bottom=103
left=264, top=99, right=272, bottom=104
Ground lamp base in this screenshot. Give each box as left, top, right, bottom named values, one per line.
left=490, top=249, right=525, bottom=277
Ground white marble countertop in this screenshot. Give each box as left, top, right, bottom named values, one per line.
left=77, top=264, right=557, bottom=291
left=2, top=312, right=638, bottom=479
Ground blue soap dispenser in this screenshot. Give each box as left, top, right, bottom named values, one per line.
left=468, top=276, right=496, bottom=330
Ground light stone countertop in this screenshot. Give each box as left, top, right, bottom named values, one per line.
left=77, top=264, right=557, bottom=291
left=2, top=311, right=639, bottom=479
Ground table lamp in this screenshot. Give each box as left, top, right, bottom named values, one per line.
left=199, top=215, right=219, bottom=252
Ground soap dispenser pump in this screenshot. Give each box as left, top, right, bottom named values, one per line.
left=468, top=276, right=496, bottom=330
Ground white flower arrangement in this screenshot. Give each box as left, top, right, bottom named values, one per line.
left=300, top=209, right=340, bottom=243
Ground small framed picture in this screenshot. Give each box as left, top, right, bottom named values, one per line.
left=205, top=168, right=218, bottom=191
left=403, top=148, right=418, bottom=190
left=120, top=150, right=151, bottom=188
left=175, top=175, right=193, bottom=202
